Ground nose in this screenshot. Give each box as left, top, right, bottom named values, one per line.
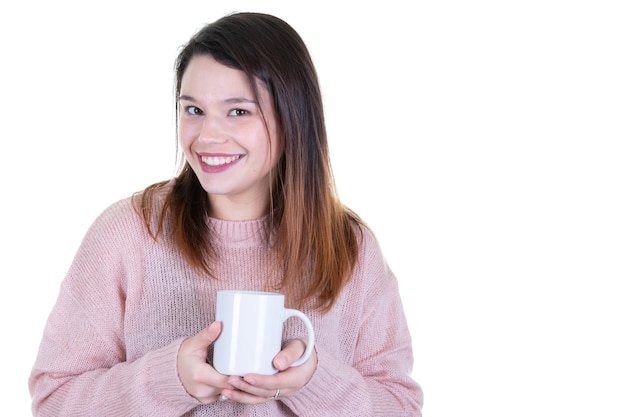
left=198, top=114, right=227, bottom=144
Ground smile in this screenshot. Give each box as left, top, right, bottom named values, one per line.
left=201, top=155, right=242, bottom=166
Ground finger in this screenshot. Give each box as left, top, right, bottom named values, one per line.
left=228, top=376, right=281, bottom=399
left=273, top=338, right=306, bottom=371
left=179, top=322, right=222, bottom=364
left=220, top=385, right=278, bottom=405
left=245, top=343, right=317, bottom=397
left=192, top=321, right=222, bottom=351
left=177, top=322, right=231, bottom=403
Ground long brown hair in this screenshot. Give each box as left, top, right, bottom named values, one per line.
left=136, top=12, right=362, bottom=312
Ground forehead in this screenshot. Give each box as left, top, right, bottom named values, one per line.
left=181, top=56, right=248, bottom=92
left=180, top=55, right=271, bottom=102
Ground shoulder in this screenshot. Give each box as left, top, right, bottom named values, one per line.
left=353, top=221, right=386, bottom=269
left=80, top=197, right=146, bottom=251
left=343, top=209, right=386, bottom=263
left=85, top=179, right=175, bottom=245
left=347, top=218, right=406, bottom=300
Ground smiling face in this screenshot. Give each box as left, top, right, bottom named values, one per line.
left=178, top=55, right=281, bottom=220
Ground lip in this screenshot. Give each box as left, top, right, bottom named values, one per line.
left=197, top=152, right=243, bottom=173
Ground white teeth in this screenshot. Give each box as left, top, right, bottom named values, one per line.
left=201, top=155, right=241, bottom=166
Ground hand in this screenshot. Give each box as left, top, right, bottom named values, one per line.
left=219, top=339, right=318, bottom=404
left=177, top=322, right=233, bottom=403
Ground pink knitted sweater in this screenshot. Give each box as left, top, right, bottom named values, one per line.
left=29, top=189, right=423, bottom=416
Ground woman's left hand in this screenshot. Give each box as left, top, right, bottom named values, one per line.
left=218, top=339, right=317, bottom=404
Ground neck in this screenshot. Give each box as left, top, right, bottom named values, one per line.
left=208, top=193, right=269, bottom=220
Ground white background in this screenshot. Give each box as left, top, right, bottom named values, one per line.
left=1, top=1, right=625, bottom=416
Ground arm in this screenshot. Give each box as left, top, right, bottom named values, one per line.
left=283, top=261, right=423, bottom=416
left=221, top=231, right=423, bottom=416
left=29, top=296, right=196, bottom=416
left=28, top=201, right=209, bottom=416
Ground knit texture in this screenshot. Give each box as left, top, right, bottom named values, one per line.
left=29, top=187, right=423, bottom=416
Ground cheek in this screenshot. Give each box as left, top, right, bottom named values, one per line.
left=178, top=123, right=197, bottom=150
left=268, top=130, right=282, bottom=166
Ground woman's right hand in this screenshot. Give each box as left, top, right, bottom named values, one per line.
left=177, top=321, right=233, bottom=403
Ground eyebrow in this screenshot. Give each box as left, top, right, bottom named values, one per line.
left=177, top=95, right=257, bottom=105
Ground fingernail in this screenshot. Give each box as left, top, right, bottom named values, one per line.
left=244, top=376, right=256, bottom=385
left=275, top=358, right=286, bottom=369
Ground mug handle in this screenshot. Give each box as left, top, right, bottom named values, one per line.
left=283, top=309, right=315, bottom=367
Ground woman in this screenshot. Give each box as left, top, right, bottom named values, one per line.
left=29, top=12, right=423, bottom=416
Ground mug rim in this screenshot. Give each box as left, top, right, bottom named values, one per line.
left=218, top=290, right=282, bottom=297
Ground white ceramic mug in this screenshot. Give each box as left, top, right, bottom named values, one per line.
left=213, top=290, right=315, bottom=376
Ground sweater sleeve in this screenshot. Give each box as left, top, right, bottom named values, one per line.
left=28, top=200, right=200, bottom=416
left=281, top=231, right=424, bottom=416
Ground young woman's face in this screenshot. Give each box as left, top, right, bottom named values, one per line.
left=178, top=55, right=281, bottom=219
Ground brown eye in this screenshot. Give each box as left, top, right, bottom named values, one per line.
left=228, top=109, right=248, bottom=116
left=185, top=106, right=203, bottom=115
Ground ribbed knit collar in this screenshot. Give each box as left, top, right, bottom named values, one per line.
left=207, top=216, right=270, bottom=248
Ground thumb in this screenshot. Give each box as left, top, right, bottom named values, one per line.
left=190, top=321, right=222, bottom=351
left=274, top=338, right=307, bottom=371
